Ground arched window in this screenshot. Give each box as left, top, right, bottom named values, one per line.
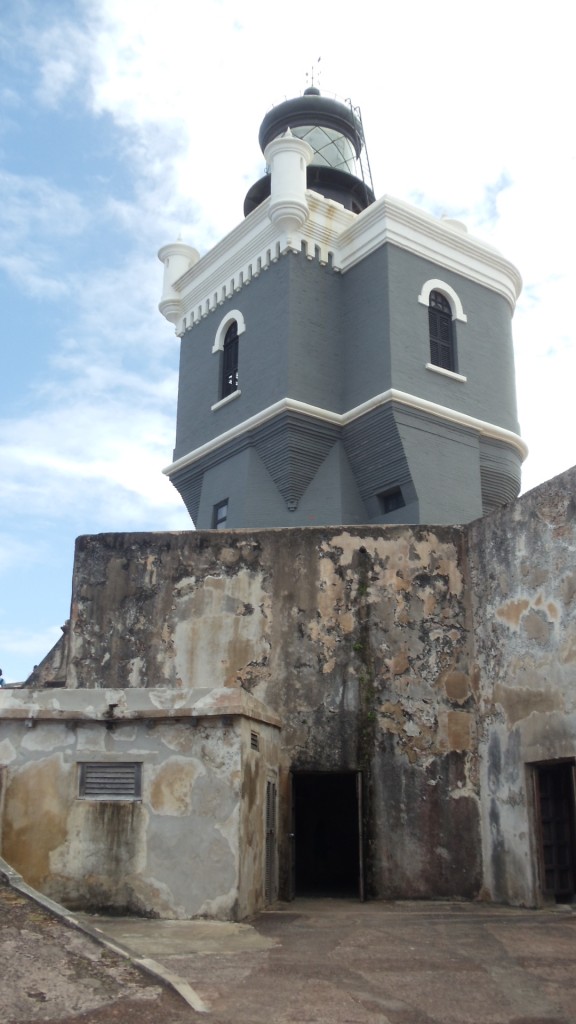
left=428, top=291, right=455, bottom=372
left=221, top=321, right=239, bottom=398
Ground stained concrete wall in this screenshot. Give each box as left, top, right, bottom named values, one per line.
left=0, top=689, right=280, bottom=919
left=469, top=466, right=576, bottom=905
left=3, top=466, right=576, bottom=916
left=60, top=524, right=482, bottom=901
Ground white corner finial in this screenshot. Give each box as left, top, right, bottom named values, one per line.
left=264, top=133, right=313, bottom=244
left=157, top=241, right=200, bottom=324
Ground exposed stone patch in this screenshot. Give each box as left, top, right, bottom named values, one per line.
left=441, top=670, right=471, bottom=704
left=522, top=608, right=552, bottom=644
left=496, top=599, right=529, bottom=627
left=493, top=684, right=560, bottom=726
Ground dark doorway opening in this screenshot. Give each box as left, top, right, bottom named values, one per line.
left=292, top=772, right=362, bottom=898
left=535, top=761, right=576, bottom=903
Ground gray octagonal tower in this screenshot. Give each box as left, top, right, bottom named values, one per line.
left=159, top=89, right=525, bottom=529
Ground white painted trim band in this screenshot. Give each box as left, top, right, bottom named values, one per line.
left=164, top=389, right=527, bottom=476
left=418, top=279, right=468, bottom=322
left=211, top=389, right=241, bottom=411
left=160, top=192, right=522, bottom=336
left=425, top=363, right=467, bottom=383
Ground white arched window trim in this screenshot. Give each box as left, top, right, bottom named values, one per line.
left=417, top=280, right=468, bottom=323
left=212, top=309, right=246, bottom=353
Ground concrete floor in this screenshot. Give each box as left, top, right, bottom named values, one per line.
left=79, top=898, right=576, bottom=1023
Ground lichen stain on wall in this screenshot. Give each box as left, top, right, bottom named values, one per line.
left=173, top=569, right=271, bottom=687
left=2, top=755, right=69, bottom=889
left=48, top=798, right=149, bottom=913
left=496, top=599, right=530, bottom=627
left=493, top=683, right=560, bottom=727
left=149, top=757, right=204, bottom=815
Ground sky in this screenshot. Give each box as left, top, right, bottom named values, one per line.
left=0, top=0, right=574, bottom=682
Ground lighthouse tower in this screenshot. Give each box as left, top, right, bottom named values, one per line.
left=159, top=89, right=525, bottom=529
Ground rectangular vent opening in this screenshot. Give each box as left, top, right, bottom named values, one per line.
left=250, top=731, right=260, bottom=751
left=79, top=762, right=142, bottom=801
left=377, top=486, right=406, bottom=515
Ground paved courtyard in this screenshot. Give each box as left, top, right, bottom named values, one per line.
left=84, top=898, right=576, bottom=1023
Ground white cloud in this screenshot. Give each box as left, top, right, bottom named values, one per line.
left=0, top=625, right=64, bottom=680
left=0, top=370, right=184, bottom=522
left=0, top=534, right=49, bottom=573
left=0, top=0, right=575, bottom=688
left=25, top=16, right=91, bottom=108
left=0, top=170, right=90, bottom=296
left=0, top=171, right=89, bottom=241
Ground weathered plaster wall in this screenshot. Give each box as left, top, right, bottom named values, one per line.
left=258, top=527, right=480, bottom=899
left=63, top=525, right=481, bottom=901
left=0, top=689, right=280, bottom=919
left=9, top=466, right=574, bottom=917
left=469, top=466, right=576, bottom=905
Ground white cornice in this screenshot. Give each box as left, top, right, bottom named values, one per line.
left=337, top=196, right=522, bottom=309
left=163, top=390, right=527, bottom=477
left=161, top=191, right=522, bottom=335
left=167, top=194, right=354, bottom=336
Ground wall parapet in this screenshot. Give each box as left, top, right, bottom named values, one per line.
left=0, top=686, right=281, bottom=728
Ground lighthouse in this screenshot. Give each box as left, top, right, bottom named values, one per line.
left=159, top=88, right=525, bottom=529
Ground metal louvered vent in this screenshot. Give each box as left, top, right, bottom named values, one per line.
left=251, top=731, right=260, bottom=751
left=79, top=762, right=142, bottom=800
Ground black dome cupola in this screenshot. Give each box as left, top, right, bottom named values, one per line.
left=244, top=88, right=375, bottom=216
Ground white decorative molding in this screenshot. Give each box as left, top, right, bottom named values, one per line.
left=418, top=279, right=468, bottom=322
left=211, top=389, right=241, bottom=411
left=265, top=131, right=313, bottom=240
left=157, top=241, right=200, bottom=325
left=425, top=363, right=467, bottom=383
left=164, top=389, right=527, bottom=477
left=167, top=194, right=354, bottom=336
left=212, top=310, right=246, bottom=353
left=159, top=191, right=522, bottom=336
left=336, top=197, right=522, bottom=310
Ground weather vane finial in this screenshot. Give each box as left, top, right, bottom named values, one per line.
left=305, top=56, right=322, bottom=91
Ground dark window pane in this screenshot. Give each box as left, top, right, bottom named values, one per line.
left=213, top=500, right=228, bottom=529
left=429, top=291, right=455, bottom=371
left=222, top=321, right=239, bottom=397
left=377, top=487, right=406, bottom=514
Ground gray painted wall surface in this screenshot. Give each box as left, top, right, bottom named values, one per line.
left=341, top=243, right=392, bottom=407
left=177, top=395, right=520, bottom=529
left=383, top=246, right=520, bottom=434
left=174, top=244, right=519, bottom=457
left=172, top=239, right=521, bottom=530
left=395, top=410, right=483, bottom=524
left=174, top=254, right=343, bottom=461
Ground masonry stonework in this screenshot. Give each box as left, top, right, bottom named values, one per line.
left=1, top=467, right=575, bottom=916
